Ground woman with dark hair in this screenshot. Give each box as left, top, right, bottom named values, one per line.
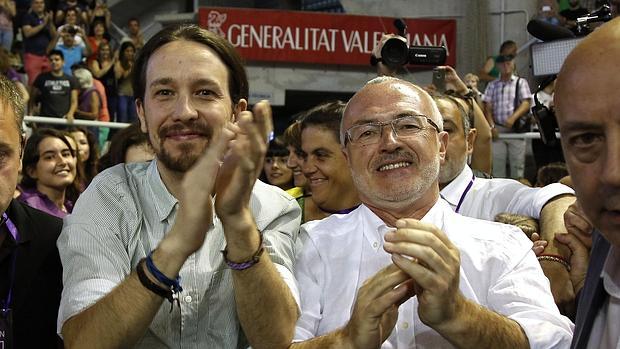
left=115, top=40, right=136, bottom=123
left=98, top=122, right=153, bottom=171
left=86, top=19, right=109, bottom=64
left=18, top=128, right=78, bottom=218
left=261, top=138, right=294, bottom=191
left=67, top=126, right=99, bottom=188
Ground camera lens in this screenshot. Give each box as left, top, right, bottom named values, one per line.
left=381, top=38, right=409, bottom=67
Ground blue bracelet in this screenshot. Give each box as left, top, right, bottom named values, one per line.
left=145, top=252, right=183, bottom=294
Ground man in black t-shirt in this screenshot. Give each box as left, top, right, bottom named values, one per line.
left=31, top=49, right=78, bottom=122
left=560, top=0, right=590, bottom=34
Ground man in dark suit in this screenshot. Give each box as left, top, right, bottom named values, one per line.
left=0, top=76, right=64, bottom=348
left=554, top=17, right=620, bottom=349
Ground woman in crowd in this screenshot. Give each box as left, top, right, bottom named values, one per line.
left=98, top=122, right=154, bottom=171
left=261, top=138, right=294, bottom=191
left=68, top=126, right=99, bottom=188
left=115, top=40, right=136, bottom=123
left=86, top=19, right=109, bottom=63
left=18, top=128, right=78, bottom=218
left=89, top=40, right=116, bottom=120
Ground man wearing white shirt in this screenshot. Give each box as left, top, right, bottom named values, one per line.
left=292, top=77, right=573, bottom=348
left=435, top=93, right=579, bottom=316
left=553, top=18, right=620, bottom=349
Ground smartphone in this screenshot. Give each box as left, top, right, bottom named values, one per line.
left=541, top=5, right=551, bottom=12
left=432, top=68, right=446, bottom=93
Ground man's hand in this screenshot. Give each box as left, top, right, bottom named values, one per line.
left=343, top=264, right=414, bottom=349
left=383, top=219, right=464, bottom=328
left=436, top=65, right=468, bottom=94
left=563, top=200, right=593, bottom=249
left=555, top=232, right=590, bottom=296
left=166, top=125, right=236, bottom=259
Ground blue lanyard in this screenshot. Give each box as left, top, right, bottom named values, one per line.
left=455, top=174, right=475, bottom=214
left=1, top=213, right=19, bottom=313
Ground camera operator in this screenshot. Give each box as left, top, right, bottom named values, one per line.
left=553, top=17, right=620, bottom=348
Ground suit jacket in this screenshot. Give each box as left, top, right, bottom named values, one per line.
left=0, top=199, right=64, bottom=348
left=571, top=230, right=612, bottom=349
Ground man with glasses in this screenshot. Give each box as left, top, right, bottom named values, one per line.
left=292, top=76, right=572, bottom=348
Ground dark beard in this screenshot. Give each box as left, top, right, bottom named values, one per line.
left=149, top=120, right=213, bottom=173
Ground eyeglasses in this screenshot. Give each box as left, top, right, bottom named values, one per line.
left=344, top=115, right=441, bottom=146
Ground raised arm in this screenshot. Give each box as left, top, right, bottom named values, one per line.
left=61, top=122, right=237, bottom=348
left=214, top=101, right=299, bottom=349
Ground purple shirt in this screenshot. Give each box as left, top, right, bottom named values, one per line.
left=17, top=187, right=73, bottom=218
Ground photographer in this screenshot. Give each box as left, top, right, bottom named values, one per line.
left=49, top=23, right=92, bottom=76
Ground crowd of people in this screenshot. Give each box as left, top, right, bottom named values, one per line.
left=1, top=0, right=145, bottom=143
left=0, top=1, right=619, bottom=349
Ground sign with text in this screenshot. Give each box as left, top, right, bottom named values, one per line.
left=198, top=7, right=457, bottom=67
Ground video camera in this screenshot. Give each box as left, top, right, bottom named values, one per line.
left=528, top=1, right=613, bottom=145
left=370, top=19, right=447, bottom=68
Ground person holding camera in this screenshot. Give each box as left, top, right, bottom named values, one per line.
left=482, top=54, right=532, bottom=179
left=49, top=23, right=92, bottom=76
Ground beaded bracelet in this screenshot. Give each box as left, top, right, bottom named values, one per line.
left=537, top=254, right=571, bottom=271
left=222, top=234, right=264, bottom=271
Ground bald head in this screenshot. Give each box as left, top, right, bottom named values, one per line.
left=554, top=18, right=620, bottom=245
left=341, top=77, right=443, bottom=144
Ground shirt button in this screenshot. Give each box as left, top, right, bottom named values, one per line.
left=372, top=242, right=379, bottom=248
left=402, top=322, right=410, bottom=329
left=184, top=295, right=192, bottom=303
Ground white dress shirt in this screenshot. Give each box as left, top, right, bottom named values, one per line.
left=294, top=199, right=573, bottom=348
left=587, top=246, right=620, bottom=349
left=440, top=164, right=574, bottom=221
left=58, top=160, right=301, bottom=349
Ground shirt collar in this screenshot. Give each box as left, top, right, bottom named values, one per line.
left=360, top=199, right=449, bottom=247
left=440, top=164, right=473, bottom=207
left=146, top=159, right=178, bottom=222
left=602, top=245, right=620, bottom=298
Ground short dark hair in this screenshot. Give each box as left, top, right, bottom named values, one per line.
left=0, top=76, right=25, bottom=137
left=433, top=93, right=470, bottom=136
left=49, top=49, right=64, bottom=60
left=299, top=101, right=346, bottom=141
left=132, top=24, right=248, bottom=105
left=266, top=137, right=289, bottom=158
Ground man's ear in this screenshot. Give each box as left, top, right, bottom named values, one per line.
left=233, top=99, right=248, bottom=122
left=135, top=98, right=148, bottom=133
left=466, top=128, right=477, bottom=156
left=438, top=131, right=449, bottom=163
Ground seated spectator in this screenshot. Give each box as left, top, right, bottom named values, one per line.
left=0, top=0, right=16, bottom=51
left=300, top=100, right=359, bottom=221
left=97, top=122, right=153, bottom=171
left=536, top=162, right=569, bottom=187
left=18, top=128, right=77, bottom=218
left=30, top=49, right=78, bottom=121
left=293, top=76, right=573, bottom=348
left=68, top=126, right=99, bottom=188
left=21, top=0, right=55, bottom=85
left=479, top=40, right=517, bottom=83
left=262, top=138, right=294, bottom=191
left=560, top=0, right=589, bottom=34
left=114, top=40, right=136, bottom=123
